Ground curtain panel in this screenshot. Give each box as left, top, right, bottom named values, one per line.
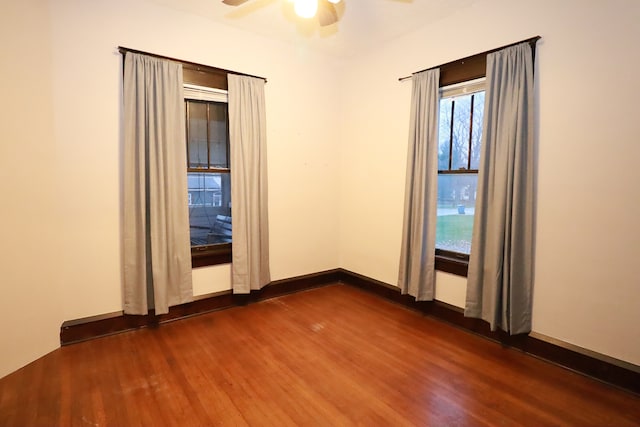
left=397, top=69, right=440, bottom=301
left=123, top=53, right=193, bottom=315
left=228, top=74, right=271, bottom=293
left=465, top=43, right=535, bottom=334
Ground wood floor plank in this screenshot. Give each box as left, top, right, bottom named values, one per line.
left=1, top=283, right=638, bottom=426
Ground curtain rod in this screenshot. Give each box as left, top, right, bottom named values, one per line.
left=117, top=46, right=268, bottom=83
left=398, top=35, right=541, bottom=82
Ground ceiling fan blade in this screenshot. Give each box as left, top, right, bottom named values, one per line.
left=222, top=0, right=250, bottom=6
left=225, top=0, right=277, bottom=18
left=317, top=0, right=338, bottom=26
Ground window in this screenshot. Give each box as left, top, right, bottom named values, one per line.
left=428, top=53, right=488, bottom=276
left=426, top=38, right=538, bottom=277
left=436, top=79, right=485, bottom=259
left=184, top=83, right=232, bottom=267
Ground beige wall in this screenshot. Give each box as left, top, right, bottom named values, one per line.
left=2, top=0, right=639, bottom=379
left=0, top=0, right=63, bottom=379
left=338, top=0, right=640, bottom=365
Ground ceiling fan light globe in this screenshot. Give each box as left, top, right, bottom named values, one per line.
left=294, top=0, right=318, bottom=18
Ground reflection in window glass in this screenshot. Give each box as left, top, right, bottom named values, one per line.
left=208, top=103, right=228, bottom=168
left=188, top=102, right=208, bottom=168
left=187, top=172, right=231, bottom=246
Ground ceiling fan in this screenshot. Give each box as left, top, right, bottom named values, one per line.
left=222, top=0, right=343, bottom=27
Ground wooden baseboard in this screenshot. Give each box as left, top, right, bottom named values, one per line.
left=337, top=268, right=640, bottom=395
left=60, top=269, right=341, bottom=346
left=60, top=267, right=639, bottom=395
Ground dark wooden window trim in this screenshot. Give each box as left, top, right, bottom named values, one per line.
left=184, top=70, right=232, bottom=268
left=439, top=54, right=487, bottom=88
left=192, top=242, right=232, bottom=268
left=435, top=250, right=469, bottom=277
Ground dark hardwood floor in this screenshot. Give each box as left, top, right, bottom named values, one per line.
left=1, top=284, right=638, bottom=426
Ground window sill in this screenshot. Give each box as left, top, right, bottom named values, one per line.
left=435, top=253, right=468, bottom=277
left=192, top=243, right=231, bottom=268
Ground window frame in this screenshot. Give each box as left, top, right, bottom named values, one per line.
left=435, top=81, right=485, bottom=275
left=181, top=65, right=233, bottom=268
left=433, top=51, right=489, bottom=277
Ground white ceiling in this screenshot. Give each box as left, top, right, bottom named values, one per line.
left=150, top=0, right=477, bottom=58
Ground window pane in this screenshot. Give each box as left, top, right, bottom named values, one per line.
left=436, top=173, right=477, bottom=254
left=208, top=102, right=229, bottom=168
left=451, top=95, right=471, bottom=170
left=470, top=92, right=485, bottom=170
left=187, top=102, right=208, bottom=168
left=187, top=172, right=231, bottom=246
left=438, top=98, right=452, bottom=170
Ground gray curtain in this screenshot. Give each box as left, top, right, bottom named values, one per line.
left=397, top=69, right=440, bottom=301
left=123, top=53, right=193, bottom=315
left=228, top=74, right=271, bottom=293
left=465, top=43, right=535, bottom=334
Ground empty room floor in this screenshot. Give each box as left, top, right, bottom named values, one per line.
left=1, top=284, right=638, bottom=426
